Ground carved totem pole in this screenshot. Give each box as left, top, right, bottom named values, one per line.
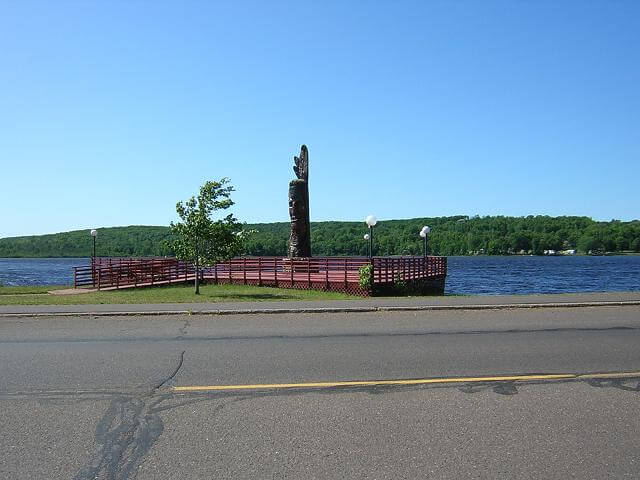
left=288, top=145, right=311, bottom=257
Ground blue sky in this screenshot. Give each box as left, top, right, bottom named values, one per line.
left=1, top=1, right=638, bottom=237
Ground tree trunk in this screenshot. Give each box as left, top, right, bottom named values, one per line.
left=194, top=240, right=200, bottom=295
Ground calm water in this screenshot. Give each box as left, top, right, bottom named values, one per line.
left=0, top=258, right=89, bottom=287
left=446, top=255, right=640, bottom=295
left=1, top=256, right=639, bottom=295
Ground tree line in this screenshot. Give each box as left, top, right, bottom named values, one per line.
left=1, top=216, right=639, bottom=258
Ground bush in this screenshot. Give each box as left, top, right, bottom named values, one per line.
left=359, top=264, right=373, bottom=291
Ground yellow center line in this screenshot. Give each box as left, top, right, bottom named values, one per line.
left=171, top=371, right=640, bottom=393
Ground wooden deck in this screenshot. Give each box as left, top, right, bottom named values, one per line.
left=74, top=256, right=447, bottom=296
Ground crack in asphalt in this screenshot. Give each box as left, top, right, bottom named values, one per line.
left=176, top=319, right=190, bottom=339
left=73, top=350, right=186, bottom=480
left=154, top=350, right=185, bottom=390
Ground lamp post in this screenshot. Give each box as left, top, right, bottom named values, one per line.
left=90, top=229, right=98, bottom=259
left=90, top=229, right=98, bottom=288
left=365, top=215, right=377, bottom=259
left=364, top=233, right=370, bottom=258
left=420, top=226, right=431, bottom=258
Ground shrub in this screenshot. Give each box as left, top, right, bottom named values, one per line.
left=359, top=264, right=373, bottom=291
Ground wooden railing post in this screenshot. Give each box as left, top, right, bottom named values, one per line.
left=243, top=258, right=247, bottom=285
left=307, top=258, right=311, bottom=288
left=274, top=257, right=278, bottom=287
left=344, top=258, right=348, bottom=288
left=258, top=257, right=262, bottom=286
left=325, top=258, right=329, bottom=289
left=290, top=257, right=294, bottom=286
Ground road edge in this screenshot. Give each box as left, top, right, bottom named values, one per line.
left=2, top=300, right=640, bottom=318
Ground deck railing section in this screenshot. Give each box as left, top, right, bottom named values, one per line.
left=73, top=257, right=195, bottom=289
left=371, top=256, right=447, bottom=284
left=74, top=256, right=446, bottom=295
left=204, top=257, right=371, bottom=294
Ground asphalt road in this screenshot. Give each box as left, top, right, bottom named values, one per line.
left=2, top=306, right=640, bottom=479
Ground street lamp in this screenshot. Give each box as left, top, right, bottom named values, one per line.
left=90, top=229, right=98, bottom=288
left=365, top=215, right=377, bottom=259
left=419, top=226, right=431, bottom=257
left=90, top=229, right=98, bottom=259
left=364, top=233, right=370, bottom=257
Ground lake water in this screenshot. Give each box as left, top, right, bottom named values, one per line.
left=0, top=256, right=639, bottom=295
left=0, top=258, right=90, bottom=288
left=445, top=255, right=640, bottom=295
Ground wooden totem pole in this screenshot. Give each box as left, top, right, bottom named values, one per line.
left=288, top=145, right=311, bottom=257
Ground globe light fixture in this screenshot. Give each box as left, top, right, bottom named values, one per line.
left=364, top=215, right=378, bottom=258
left=90, top=229, right=98, bottom=259
left=365, top=215, right=377, bottom=227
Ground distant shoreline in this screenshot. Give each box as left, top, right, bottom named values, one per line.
left=2, top=253, right=639, bottom=259
left=1, top=217, right=638, bottom=258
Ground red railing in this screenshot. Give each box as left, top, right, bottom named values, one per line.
left=204, top=257, right=371, bottom=295
left=73, top=257, right=195, bottom=289
left=372, top=256, right=447, bottom=284
left=73, top=256, right=447, bottom=296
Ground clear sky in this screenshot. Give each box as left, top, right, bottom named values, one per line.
left=1, top=1, right=638, bottom=237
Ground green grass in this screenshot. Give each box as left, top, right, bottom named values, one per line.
left=0, top=285, right=67, bottom=295
left=0, top=283, right=356, bottom=305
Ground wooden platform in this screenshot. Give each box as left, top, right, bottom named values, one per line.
left=74, top=256, right=447, bottom=296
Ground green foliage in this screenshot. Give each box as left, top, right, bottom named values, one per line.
left=0, top=225, right=173, bottom=258
left=359, top=264, right=373, bottom=290
left=241, top=216, right=640, bottom=256
left=170, top=178, right=245, bottom=266
left=1, top=215, right=639, bottom=258
left=393, top=274, right=407, bottom=291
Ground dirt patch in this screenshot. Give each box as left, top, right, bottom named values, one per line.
left=49, top=288, right=96, bottom=295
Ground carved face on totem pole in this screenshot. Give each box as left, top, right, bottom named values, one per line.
left=288, top=145, right=311, bottom=258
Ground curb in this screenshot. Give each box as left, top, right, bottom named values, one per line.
left=1, top=300, right=640, bottom=318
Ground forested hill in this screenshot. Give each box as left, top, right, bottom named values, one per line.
left=1, top=216, right=639, bottom=258
left=0, top=226, right=174, bottom=258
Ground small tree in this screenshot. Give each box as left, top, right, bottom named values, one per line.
left=170, top=178, right=244, bottom=294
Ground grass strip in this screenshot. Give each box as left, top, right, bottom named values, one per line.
left=0, top=285, right=67, bottom=295
left=0, top=283, right=355, bottom=305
